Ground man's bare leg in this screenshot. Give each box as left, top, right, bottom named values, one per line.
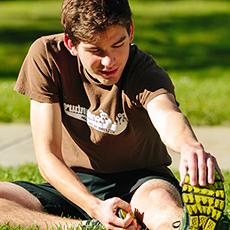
left=130, top=179, right=183, bottom=230
left=0, top=182, right=82, bottom=229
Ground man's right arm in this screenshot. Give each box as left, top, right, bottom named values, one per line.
left=30, top=100, right=135, bottom=229
left=30, top=100, right=101, bottom=215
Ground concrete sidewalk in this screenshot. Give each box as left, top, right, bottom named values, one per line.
left=0, top=123, right=229, bottom=170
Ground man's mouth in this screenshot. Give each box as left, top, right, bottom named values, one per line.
left=99, top=67, right=119, bottom=78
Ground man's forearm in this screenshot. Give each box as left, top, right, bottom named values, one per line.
left=147, top=93, right=200, bottom=154
left=37, top=151, right=101, bottom=218
left=157, top=111, right=199, bottom=153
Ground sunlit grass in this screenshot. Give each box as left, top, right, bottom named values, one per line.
left=0, top=1, right=62, bottom=26
left=0, top=164, right=229, bottom=229
left=0, top=0, right=230, bottom=125
left=0, top=80, right=30, bottom=122
left=130, top=0, right=230, bottom=17
left=171, top=68, right=230, bottom=125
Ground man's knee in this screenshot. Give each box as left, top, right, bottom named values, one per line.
left=130, top=179, right=183, bottom=229
left=131, top=179, right=182, bottom=208
left=0, top=181, right=43, bottom=211
left=149, top=180, right=182, bottom=204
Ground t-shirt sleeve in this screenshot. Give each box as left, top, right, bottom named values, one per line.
left=137, top=64, right=176, bottom=109
left=126, top=47, right=178, bottom=109
left=14, top=37, right=60, bottom=103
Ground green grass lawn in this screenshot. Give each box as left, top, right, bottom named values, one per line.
left=0, top=164, right=229, bottom=229
left=0, top=0, right=230, bottom=125
left=0, top=80, right=30, bottom=122
left=0, top=1, right=229, bottom=229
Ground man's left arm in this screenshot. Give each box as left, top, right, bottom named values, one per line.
left=146, top=93, right=223, bottom=186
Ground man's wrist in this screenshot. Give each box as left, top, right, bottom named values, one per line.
left=179, top=141, right=203, bottom=154
left=84, top=196, right=102, bottom=219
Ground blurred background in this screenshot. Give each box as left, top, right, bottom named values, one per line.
left=0, top=0, right=230, bottom=125
left=0, top=2, right=229, bottom=223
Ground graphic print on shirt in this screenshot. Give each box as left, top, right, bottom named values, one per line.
left=64, top=103, right=128, bottom=135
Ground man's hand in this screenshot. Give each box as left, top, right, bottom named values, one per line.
left=146, top=94, right=224, bottom=187
left=93, top=197, right=139, bottom=230
left=179, top=142, right=224, bottom=186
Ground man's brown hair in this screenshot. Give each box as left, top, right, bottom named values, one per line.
left=61, top=0, right=132, bottom=45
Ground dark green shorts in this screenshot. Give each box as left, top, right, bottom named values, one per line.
left=13, top=167, right=181, bottom=219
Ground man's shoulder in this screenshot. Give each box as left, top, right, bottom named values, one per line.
left=28, top=33, right=65, bottom=55
left=26, top=33, right=71, bottom=64
left=129, top=44, right=157, bottom=70
left=125, top=44, right=160, bottom=79
left=124, top=44, right=171, bottom=89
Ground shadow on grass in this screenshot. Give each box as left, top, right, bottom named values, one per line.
left=0, top=7, right=229, bottom=79
left=134, top=13, right=230, bottom=71
left=0, top=15, right=61, bottom=44
left=0, top=27, right=62, bottom=79
left=219, top=214, right=230, bottom=229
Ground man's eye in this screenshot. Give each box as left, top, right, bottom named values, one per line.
left=113, top=42, right=124, bottom=48
left=90, top=49, right=101, bottom=53
left=85, top=48, right=101, bottom=54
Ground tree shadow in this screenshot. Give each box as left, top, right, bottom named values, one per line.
left=0, top=15, right=62, bottom=79
left=0, top=7, right=229, bottom=79
left=134, top=12, right=230, bottom=72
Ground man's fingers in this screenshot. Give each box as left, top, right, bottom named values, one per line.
left=179, top=160, right=187, bottom=186
left=111, top=199, right=135, bottom=228
left=116, top=209, right=136, bottom=228
left=197, top=151, right=207, bottom=186
left=207, top=155, right=216, bottom=184
left=180, top=152, right=198, bottom=186
left=124, top=213, right=136, bottom=228
left=188, top=153, right=198, bottom=186
left=207, top=155, right=224, bottom=183
left=180, top=144, right=223, bottom=187
left=110, top=213, right=135, bottom=229
left=116, top=200, right=132, bottom=214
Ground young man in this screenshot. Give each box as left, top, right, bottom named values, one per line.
left=0, top=0, right=225, bottom=229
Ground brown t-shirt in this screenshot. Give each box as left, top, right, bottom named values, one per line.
left=15, top=33, right=176, bottom=173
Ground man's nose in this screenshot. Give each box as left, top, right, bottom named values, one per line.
left=101, top=55, right=115, bottom=68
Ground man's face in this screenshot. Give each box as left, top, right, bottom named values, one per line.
left=74, top=24, right=134, bottom=86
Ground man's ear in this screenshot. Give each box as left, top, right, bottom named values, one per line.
left=63, top=34, right=78, bottom=56
left=129, top=20, right=135, bottom=43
